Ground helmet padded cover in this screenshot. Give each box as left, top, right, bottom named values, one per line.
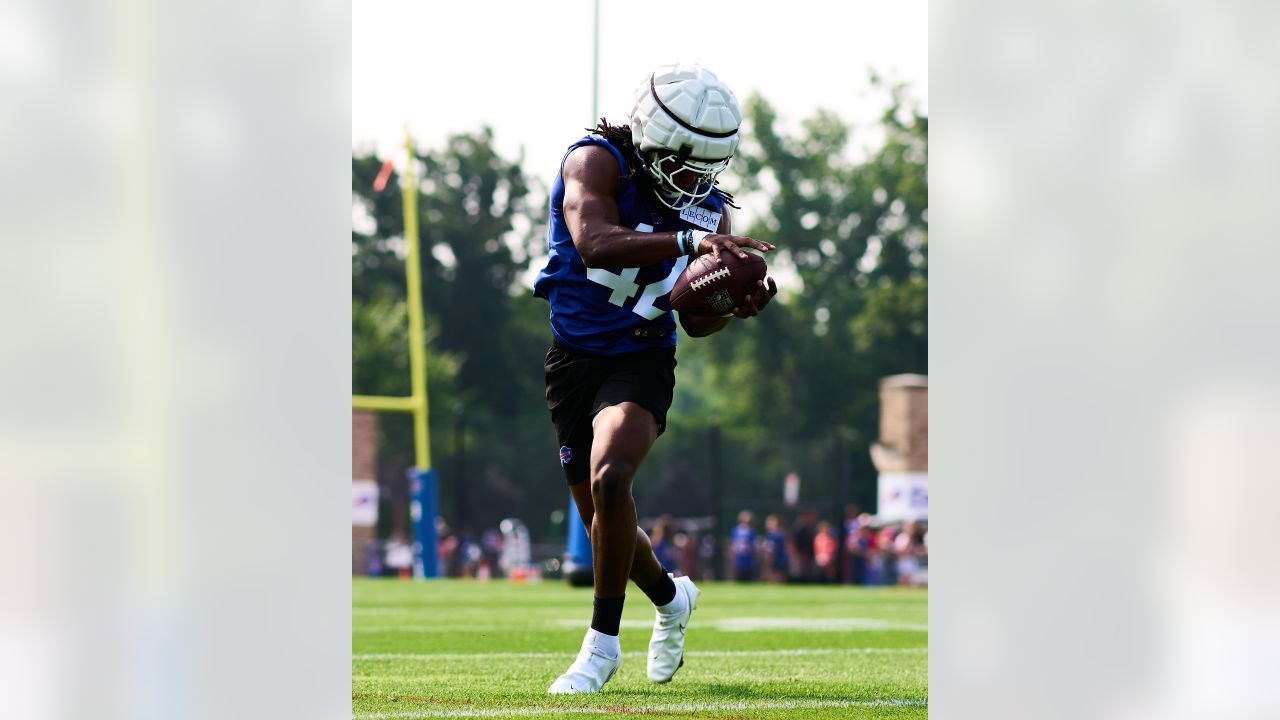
left=630, top=63, right=742, bottom=161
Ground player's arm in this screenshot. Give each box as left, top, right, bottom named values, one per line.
left=562, top=146, right=773, bottom=268
left=679, top=207, right=778, bottom=337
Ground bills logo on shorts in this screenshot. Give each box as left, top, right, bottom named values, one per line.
left=559, top=446, right=573, bottom=464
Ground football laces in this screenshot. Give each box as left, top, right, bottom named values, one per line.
left=690, top=267, right=730, bottom=291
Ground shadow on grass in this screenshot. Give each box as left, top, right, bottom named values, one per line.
left=634, top=684, right=918, bottom=704
left=598, top=682, right=784, bottom=703
left=681, top=683, right=767, bottom=701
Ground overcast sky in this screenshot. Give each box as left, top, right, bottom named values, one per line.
left=353, top=0, right=928, bottom=182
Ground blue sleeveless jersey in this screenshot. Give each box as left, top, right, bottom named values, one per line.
left=533, top=136, right=725, bottom=355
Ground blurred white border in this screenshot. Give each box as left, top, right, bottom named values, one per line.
left=0, top=1, right=351, bottom=718
left=933, top=1, right=1280, bottom=717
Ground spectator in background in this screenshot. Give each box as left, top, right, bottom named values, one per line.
left=840, top=506, right=862, bottom=583
left=876, top=523, right=900, bottom=586
left=651, top=514, right=678, bottom=574
left=863, top=520, right=884, bottom=585
left=921, top=525, right=929, bottom=585
left=674, top=530, right=697, bottom=579
left=788, top=508, right=817, bottom=582
left=843, top=505, right=862, bottom=528
left=454, top=526, right=483, bottom=578
left=894, top=519, right=928, bottom=586
left=762, top=514, right=789, bottom=583
left=729, top=510, right=758, bottom=582
left=814, top=521, right=839, bottom=583
left=845, top=520, right=874, bottom=585
left=364, top=541, right=385, bottom=578
left=698, top=533, right=717, bottom=581
left=482, top=527, right=504, bottom=579
left=384, top=530, right=413, bottom=578
left=438, top=523, right=461, bottom=577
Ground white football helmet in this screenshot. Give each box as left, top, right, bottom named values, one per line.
left=629, top=63, right=742, bottom=210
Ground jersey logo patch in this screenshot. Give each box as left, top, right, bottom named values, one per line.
left=559, top=446, right=573, bottom=464
left=679, top=205, right=721, bottom=232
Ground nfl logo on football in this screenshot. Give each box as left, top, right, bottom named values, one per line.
left=708, top=290, right=733, bottom=314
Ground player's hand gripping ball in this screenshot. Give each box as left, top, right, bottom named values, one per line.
left=669, top=249, right=768, bottom=316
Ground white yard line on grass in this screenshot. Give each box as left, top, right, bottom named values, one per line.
left=544, top=617, right=928, bottom=632
left=354, top=647, right=926, bottom=661
left=358, top=617, right=926, bottom=634
left=711, top=617, right=928, bottom=632
left=352, top=699, right=927, bottom=719
left=355, top=625, right=514, bottom=633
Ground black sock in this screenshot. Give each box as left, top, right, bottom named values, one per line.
left=590, top=595, right=626, bottom=637
left=639, top=574, right=677, bottom=608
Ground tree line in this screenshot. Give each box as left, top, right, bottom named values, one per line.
left=352, top=79, right=927, bottom=544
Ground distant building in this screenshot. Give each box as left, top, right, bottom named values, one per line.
left=870, top=374, right=927, bottom=522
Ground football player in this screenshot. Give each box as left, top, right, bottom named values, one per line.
left=534, top=63, right=778, bottom=694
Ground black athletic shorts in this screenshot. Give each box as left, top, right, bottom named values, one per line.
left=544, top=339, right=676, bottom=485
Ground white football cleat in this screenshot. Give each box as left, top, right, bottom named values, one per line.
left=548, top=630, right=620, bottom=694
left=647, top=574, right=700, bottom=683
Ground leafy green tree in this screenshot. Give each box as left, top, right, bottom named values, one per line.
left=353, top=129, right=562, bottom=539
left=653, top=78, right=928, bottom=520
left=354, top=127, right=545, bottom=414
left=352, top=295, right=461, bottom=408
left=350, top=87, right=928, bottom=542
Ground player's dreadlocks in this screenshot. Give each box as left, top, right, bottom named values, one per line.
left=588, top=119, right=739, bottom=209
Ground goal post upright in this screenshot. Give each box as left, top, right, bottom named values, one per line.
left=400, top=128, right=432, bottom=474
left=352, top=126, right=438, bottom=578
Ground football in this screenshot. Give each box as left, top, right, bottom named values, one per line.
left=669, top=249, right=768, bottom=315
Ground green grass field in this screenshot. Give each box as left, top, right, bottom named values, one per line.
left=353, top=577, right=927, bottom=719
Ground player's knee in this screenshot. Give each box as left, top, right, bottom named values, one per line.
left=590, top=460, right=634, bottom=506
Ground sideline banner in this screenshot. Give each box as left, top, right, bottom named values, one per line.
left=352, top=479, right=378, bottom=527
left=877, top=471, right=928, bottom=522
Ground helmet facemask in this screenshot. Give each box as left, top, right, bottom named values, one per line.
left=641, top=148, right=732, bottom=211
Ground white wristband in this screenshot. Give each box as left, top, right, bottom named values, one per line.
left=690, top=230, right=710, bottom=253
